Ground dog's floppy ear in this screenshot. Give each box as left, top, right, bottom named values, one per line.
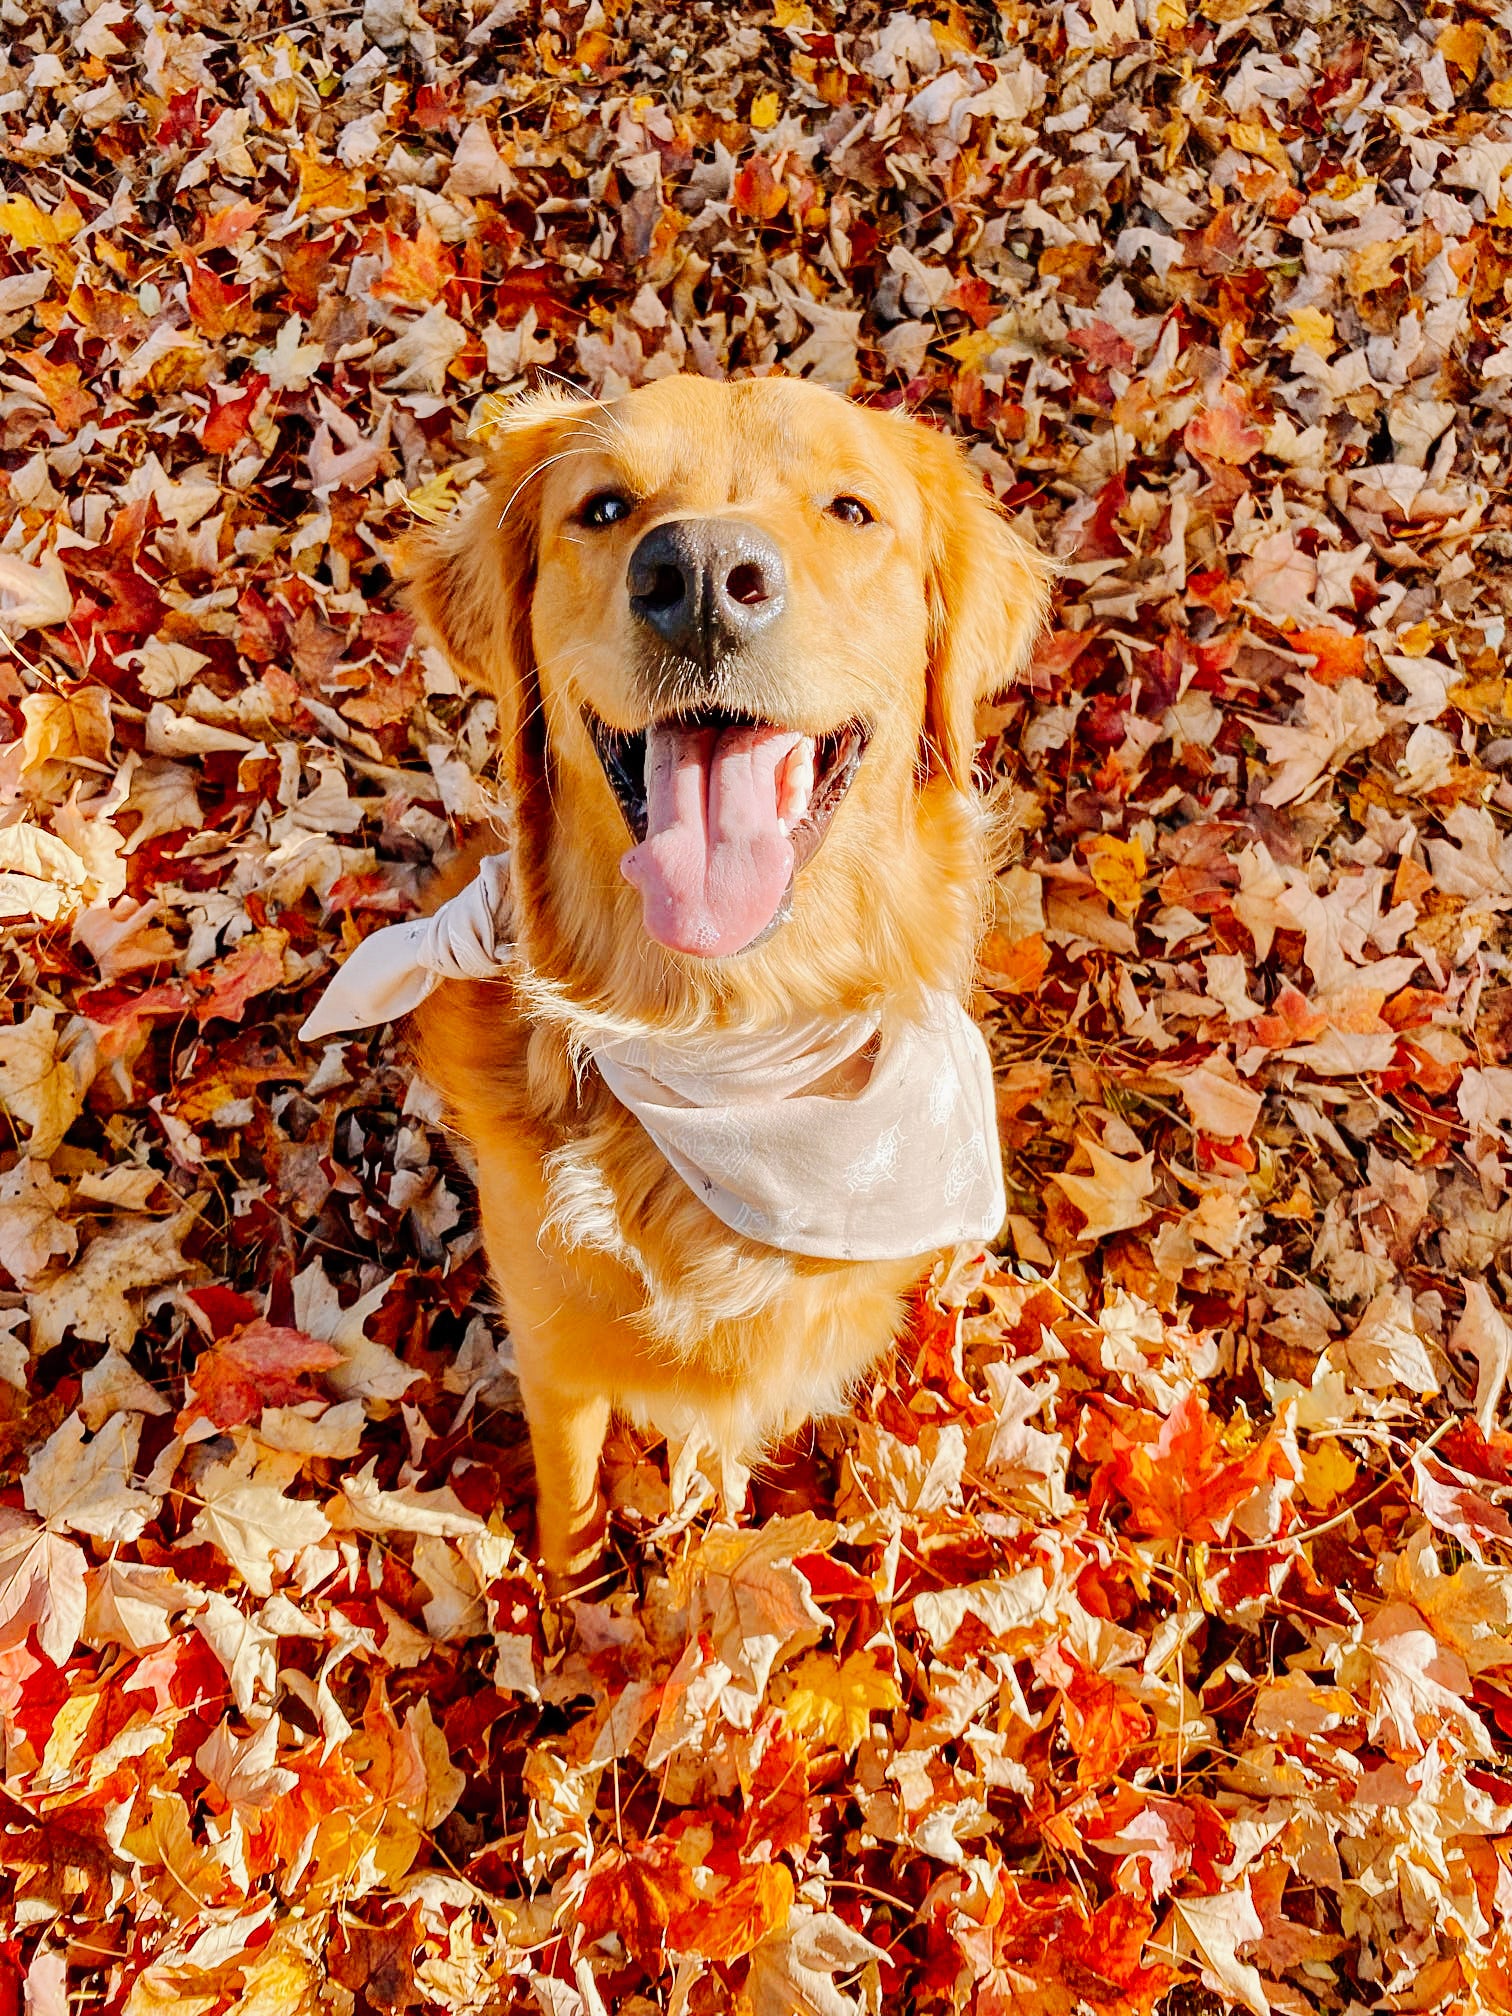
left=405, top=388, right=594, bottom=780
left=905, top=420, right=1051, bottom=790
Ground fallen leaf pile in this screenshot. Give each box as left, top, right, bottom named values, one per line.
left=2, top=0, right=1511, bottom=2010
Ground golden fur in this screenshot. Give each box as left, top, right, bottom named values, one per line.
left=407, top=375, right=1048, bottom=1584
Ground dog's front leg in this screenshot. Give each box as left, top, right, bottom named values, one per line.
left=516, top=1374, right=611, bottom=1595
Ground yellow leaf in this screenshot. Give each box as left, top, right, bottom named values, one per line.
left=1435, top=20, right=1484, bottom=79
left=238, top=1941, right=319, bottom=2016
left=1348, top=239, right=1403, bottom=296
left=20, top=687, right=113, bottom=772
left=781, top=1649, right=900, bottom=1757
left=38, top=1690, right=100, bottom=1787
left=1268, top=1181, right=1314, bottom=1221
left=942, top=327, right=999, bottom=370
left=1323, top=170, right=1373, bottom=203
left=1397, top=620, right=1434, bottom=658
left=1156, top=0, right=1187, bottom=36
left=932, top=4, right=978, bottom=56
left=0, top=196, right=83, bottom=248
left=404, top=466, right=473, bottom=524
left=1301, top=1440, right=1358, bottom=1511
left=264, top=75, right=300, bottom=124
left=124, top=1974, right=218, bottom=2016
left=1227, top=119, right=1288, bottom=173
left=469, top=390, right=514, bottom=440
left=751, top=90, right=781, bottom=130
left=772, top=0, right=815, bottom=23
left=1051, top=1140, right=1157, bottom=1242
left=1280, top=307, right=1334, bottom=357
left=1449, top=676, right=1512, bottom=724
left=121, top=1792, right=222, bottom=1905
left=291, top=142, right=365, bottom=217
left=1084, top=833, right=1146, bottom=917
left=1489, top=77, right=1512, bottom=109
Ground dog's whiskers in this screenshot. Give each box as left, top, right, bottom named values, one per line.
left=495, top=446, right=602, bottom=531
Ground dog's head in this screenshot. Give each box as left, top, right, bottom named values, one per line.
left=410, top=375, right=1048, bottom=1023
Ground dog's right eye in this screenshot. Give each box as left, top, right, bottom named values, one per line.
left=581, top=491, right=634, bottom=528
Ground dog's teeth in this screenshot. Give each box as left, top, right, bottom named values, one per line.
left=777, top=737, right=815, bottom=831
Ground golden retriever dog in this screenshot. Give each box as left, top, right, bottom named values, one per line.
left=403, top=375, right=1048, bottom=1587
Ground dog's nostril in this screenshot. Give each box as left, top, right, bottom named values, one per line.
left=641, top=563, right=686, bottom=612
left=725, top=562, right=767, bottom=606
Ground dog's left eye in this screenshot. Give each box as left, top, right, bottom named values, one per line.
left=826, top=495, right=875, bottom=526
left=581, top=491, right=634, bottom=528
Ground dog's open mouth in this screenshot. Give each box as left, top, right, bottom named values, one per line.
left=585, top=708, right=868, bottom=957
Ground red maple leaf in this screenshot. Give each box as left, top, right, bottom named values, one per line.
left=180, top=1322, right=343, bottom=1433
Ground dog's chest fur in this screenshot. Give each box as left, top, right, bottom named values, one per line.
left=420, top=979, right=919, bottom=1454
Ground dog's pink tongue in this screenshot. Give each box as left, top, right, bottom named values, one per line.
left=622, top=722, right=799, bottom=956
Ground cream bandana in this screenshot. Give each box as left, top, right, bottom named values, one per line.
left=300, top=852, right=1005, bottom=1263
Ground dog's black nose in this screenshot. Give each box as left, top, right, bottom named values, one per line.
left=626, top=520, right=786, bottom=665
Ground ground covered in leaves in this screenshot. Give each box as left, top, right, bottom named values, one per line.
left=2, top=0, right=1512, bottom=2010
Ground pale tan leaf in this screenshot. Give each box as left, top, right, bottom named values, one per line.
left=29, top=1211, right=193, bottom=1355
left=0, top=1521, right=87, bottom=1663
left=743, top=1908, right=888, bottom=2016
left=0, top=823, right=91, bottom=921
left=1051, top=1139, right=1156, bottom=1240
left=1177, top=1060, right=1263, bottom=1139
left=1171, top=1887, right=1269, bottom=2016
left=82, top=1559, right=198, bottom=1653
left=0, top=551, right=73, bottom=633
left=0, top=1155, right=76, bottom=1289
left=670, top=1513, right=834, bottom=1725
left=184, top=1449, right=331, bottom=1597
left=1452, top=1279, right=1512, bottom=1435
left=21, top=1411, right=157, bottom=1543
left=0, top=1005, right=94, bottom=1158
left=1343, top=1287, right=1439, bottom=1395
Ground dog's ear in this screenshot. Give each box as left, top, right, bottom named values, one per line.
left=405, top=389, right=594, bottom=777
left=905, top=421, right=1051, bottom=790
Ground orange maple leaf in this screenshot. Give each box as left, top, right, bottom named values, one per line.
left=1290, top=626, right=1367, bottom=684
left=672, top=1862, right=794, bottom=1962
left=1184, top=401, right=1262, bottom=469
left=19, top=349, right=98, bottom=433
left=1089, top=1391, right=1292, bottom=1543
left=1061, top=1659, right=1151, bottom=1784
left=193, top=929, right=289, bottom=1026
left=186, top=260, right=257, bottom=340
left=191, top=199, right=264, bottom=252
left=373, top=222, right=456, bottom=308
left=980, top=929, right=1051, bottom=995
left=743, top=1722, right=812, bottom=1857
left=1249, top=984, right=1327, bottom=1050
left=732, top=154, right=789, bottom=220
left=577, top=1842, right=701, bottom=1959
left=961, top=1879, right=1176, bottom=2016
